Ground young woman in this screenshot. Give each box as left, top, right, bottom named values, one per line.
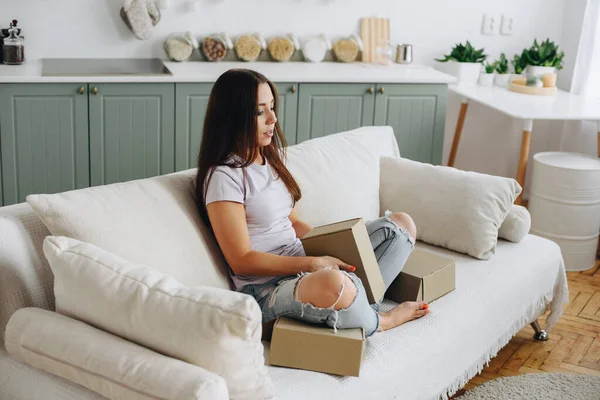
left=195, top=69, right=429, bottom=337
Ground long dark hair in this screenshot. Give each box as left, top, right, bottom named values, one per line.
left=195, top=69, right=302, bottom=226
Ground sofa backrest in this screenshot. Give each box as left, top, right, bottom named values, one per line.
left=0, top=126, right=400, bottom=345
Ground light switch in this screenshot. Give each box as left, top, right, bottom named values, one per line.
left=481, top=14, right=497, bottom=35
left=501, top=15, right=515, bottom=35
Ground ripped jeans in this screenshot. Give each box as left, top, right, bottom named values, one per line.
left=240, top=212, right=415, bottom=337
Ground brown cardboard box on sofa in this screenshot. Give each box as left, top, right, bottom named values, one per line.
left=300, top=218, right=385, bottom=304
left=268, top=317, right=365, bottom=376
left=385, top=248, right=456, bottom=304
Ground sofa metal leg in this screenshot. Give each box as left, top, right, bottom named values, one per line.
left=531, top=320, right=548, bottom=341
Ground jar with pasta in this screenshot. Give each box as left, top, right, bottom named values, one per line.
left=201, top=33, right=232, bottom=62
left=332, top=34, right=363, bottom=63
left=234, top=33, right=266, bottom=62
left=163, top=31, right=199, bottom=62
left=267, top=33, right=299, bottom=62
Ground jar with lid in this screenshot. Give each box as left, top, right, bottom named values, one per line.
left=201, top=33, right=232, bottom=62
left=301, top=34, right=331, bottom=63
left=267, top=33, right=299, bottom=62
left=163, top=31, right=199, bottom=62
left=234, top=33, right=266, bottom=62
left=3, top=21, right=24, bottom=65
left=332, top=34, right=363, bottom=63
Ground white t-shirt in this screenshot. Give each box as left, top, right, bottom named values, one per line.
left=204, top=155, right=305, bottom=290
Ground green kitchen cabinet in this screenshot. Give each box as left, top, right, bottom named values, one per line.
left=89, top=83, right=175, bottom=186
left=0, top=83, right=90, bottom=206
left=297, top=83, right=376, bottom=143
left=174, top=82, right=298, bottom=171
left=274, top=83, right=298, bottom=146
left=374, top=84, right=447, bottom=165
left=175, top=83, right=213, bottom=172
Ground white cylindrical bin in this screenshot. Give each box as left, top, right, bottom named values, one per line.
left=529, top=152, right=600, bottom=271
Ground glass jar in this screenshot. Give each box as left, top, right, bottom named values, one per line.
left=235, top=33, right=266, bottom=62
left=302, top=34, right=331, bottom=63
left=267, top=33, right=299, bottom=62
left=201, top=33, right=232, bottom=62
left=332, top=34, right=362, bottom=63
left=163, top=31, right=198, bottom=62
left=3, top=23, right=24, bottom=65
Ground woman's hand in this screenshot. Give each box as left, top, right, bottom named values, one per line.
left=308, top=256, right=356, bottom=273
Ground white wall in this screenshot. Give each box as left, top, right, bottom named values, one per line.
left=4, top=0, right=569, bottom=197
left=4, top=0, right=565, bottom=64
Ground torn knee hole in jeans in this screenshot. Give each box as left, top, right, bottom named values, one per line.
left=284, top=270, right=358, bottom=333
left=384, top=209, right=416, bottom=246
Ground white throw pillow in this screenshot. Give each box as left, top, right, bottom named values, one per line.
left=379, top=157, right=522, bottom=260
left=498, top=205, right=531, bottom=243
left=286, top=130, right=381, bottom=227
left=43, top=236, right=273, bottom=400
left=5, top=308, right=229, bottom=400
left=26, top=169, right=231, bottom=290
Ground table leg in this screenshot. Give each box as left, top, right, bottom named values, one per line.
left=515, top=120, right=533, bottom=205
left=448, top=99, right=469, bottom=167
left=597, top=121, right=600, bottom=158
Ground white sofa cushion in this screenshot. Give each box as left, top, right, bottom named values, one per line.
left=286, top=128, right=386, bottom=227
left=43, top=236, right=273, bottom=400
left=379, top=157, right=522, bottom=259
left=5, top=308, right=229, bottom=400
left=26, top=169, right=231, bottom=290
left=499, top=205, right=531, bottom=243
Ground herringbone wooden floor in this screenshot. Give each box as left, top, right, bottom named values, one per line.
left=452, top=257, right=600, bottom=397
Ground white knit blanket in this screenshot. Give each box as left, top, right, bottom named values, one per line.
left=267, top=234, right=569, bottom=400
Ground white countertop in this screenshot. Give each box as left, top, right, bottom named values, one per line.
left=0, top=59, right=456, bottom=84
left=450, top=84, right=600, bottom=121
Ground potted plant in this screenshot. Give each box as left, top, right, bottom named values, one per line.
left=479, top=61, right=495, bottom=87
left=494, top=53, right=510, bottom=87
left=435, top=41, right=486, bottom=85
left=519, top=38, right=565, bottom=86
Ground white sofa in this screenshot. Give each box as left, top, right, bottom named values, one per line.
left=0, top=126, right=569, bottom=400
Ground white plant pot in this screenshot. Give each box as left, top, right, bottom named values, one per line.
left=526, top=65, right=556, bottom=79
left=479, top=72, right=495, bottom=87
left=494, top=73, right=510, bottom=87
left=436, top=61, right=481, bottom=85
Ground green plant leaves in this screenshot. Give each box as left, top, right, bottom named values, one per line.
left=494, top=53, right=508, bottom=74
left=435, top=41, right=487, bottom=63
left=518, top=38, right=565, bottom=70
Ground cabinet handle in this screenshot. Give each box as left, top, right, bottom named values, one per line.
left=379, top=87, right=385, bottom=94
left=368, top=87, right=375, bottom=94
left=290, top=86, right=296, bottom=94
left=92, top=87, right=98, bottom=95
left=78, top=86, right=85, bottom=95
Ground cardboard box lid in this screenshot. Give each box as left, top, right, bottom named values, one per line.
left=384, top=248, right=455, bottom=304
left=301, top=218, right=385, bottom=304
left=302, top=218, right=362, bottom=239
left=274, top=316, right=365, bottom=340
left=402, top=249, right=455, bottom=278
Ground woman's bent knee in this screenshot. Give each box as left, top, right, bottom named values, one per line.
left=389, top=212, right=417, bottom=240
left=295, top=269, right=357, bottom=310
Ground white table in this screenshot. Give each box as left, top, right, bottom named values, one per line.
left=447, top=84, right=600, bottom=204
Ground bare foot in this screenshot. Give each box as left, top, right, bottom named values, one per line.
left=377, top=302, right=430, bottom=332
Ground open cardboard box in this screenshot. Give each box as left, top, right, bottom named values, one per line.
left=268, top=317, right=365, bottom=377
left=301, top=218, right=385, bottom=304
left=385, top=248, right=456, bottom=304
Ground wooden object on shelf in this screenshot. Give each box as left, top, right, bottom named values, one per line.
left=509, top=81, right=557, bottom=96
left=360, top=17, right=390, bottom=63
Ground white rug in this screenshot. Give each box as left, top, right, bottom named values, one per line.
left=459, top=373, right=600, bottom=400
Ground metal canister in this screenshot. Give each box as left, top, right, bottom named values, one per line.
left=396, top=44, right=413, bottom=64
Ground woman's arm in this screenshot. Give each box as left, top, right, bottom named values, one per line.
left=288, top=207, right=313, bottom=239
left=207, top=202, right=352, bottom=276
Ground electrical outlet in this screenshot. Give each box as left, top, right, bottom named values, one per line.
left=481, top=14, right=497, bottom=35
left=501, top=15, right=514, bottom=35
